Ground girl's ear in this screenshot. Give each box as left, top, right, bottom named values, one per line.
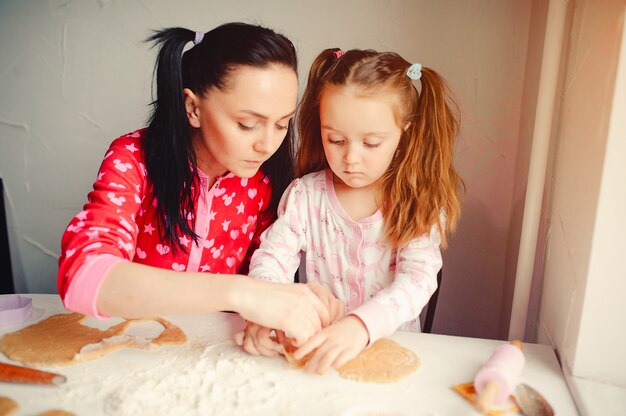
left=184, top=88, right=201, bottom=128
left=403, top=121, right=411, bottom=131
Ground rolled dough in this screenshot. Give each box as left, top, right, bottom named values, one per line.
left=337, top=338, right=420, bottom=383
left=0, top=313, right=186, bottom=366
left=280, top=337, right=420, bottom=383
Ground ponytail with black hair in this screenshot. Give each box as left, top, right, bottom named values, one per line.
left=143, top=23, right=298, bottom=251
left=144, top=27, right=198, bottom=251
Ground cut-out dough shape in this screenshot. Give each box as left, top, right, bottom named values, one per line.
left=0, top=313, right=186, bottom=366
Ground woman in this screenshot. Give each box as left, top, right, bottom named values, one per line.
left=58, top=23, right=328, bottom=344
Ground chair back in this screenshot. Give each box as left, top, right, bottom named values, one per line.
left=1, top=178, right=15, bottom=294
left=421, top=268, right=442, bottom=333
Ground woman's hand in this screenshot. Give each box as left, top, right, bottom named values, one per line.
left=293, top=315, right=369, bottom=374
left=305, top=281, right=345, bottom=325
left=233, top=279, right=330, bottom=346
left=234, top=322, right=283, bottom=357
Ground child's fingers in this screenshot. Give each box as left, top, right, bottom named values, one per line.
left=234, top=331, right=245, bottom=346
left=242, top=332, right=261, bottom=356
left=254, top=327, right=282, bottom=357
left=275, top=330, right=287, bottom=345
left=293, top=332, right=326, bottom=360
left=331, top=348, right=358, bottom=370
left=305, top=344, right=336, bottom=375
left=252, top=338, right=280, bottom=357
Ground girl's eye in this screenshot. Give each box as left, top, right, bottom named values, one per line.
left=364, top=142, right=381, bottom=148
left=275, top=124, right=288, bottom=131
left=328, top=137, right=344, bottom=145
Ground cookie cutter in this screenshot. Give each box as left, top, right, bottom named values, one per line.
left=0, top=295, right=33, bottom=326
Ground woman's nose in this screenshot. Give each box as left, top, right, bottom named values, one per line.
left=253, top=127, right=275, bottom=154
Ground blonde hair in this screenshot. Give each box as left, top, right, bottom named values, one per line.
left=297, top=48, right=463, bottom=248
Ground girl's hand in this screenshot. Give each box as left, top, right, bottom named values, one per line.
left=234, top=279, right=330, bottom=346
left=293, top=315, right=369, bottom=374
left=234, top=322, right=283, bottom=357
left=305, top=281, right=346, bottom=325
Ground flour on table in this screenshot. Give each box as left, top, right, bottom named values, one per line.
left=100, top=342, right=291, bottom=416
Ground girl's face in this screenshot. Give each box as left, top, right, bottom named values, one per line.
left=319, top=85, right=403, bottom=189
left=186, top=64, right=298, bottom=179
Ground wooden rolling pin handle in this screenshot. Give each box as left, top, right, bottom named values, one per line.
left=475, top=379, right=499, bottom=414
left=473, top=340, right=525, bottom=414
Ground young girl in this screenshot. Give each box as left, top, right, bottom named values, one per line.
left=237, top=48, right=463, bottom=373
left=57, top=23, right=330, bottom=345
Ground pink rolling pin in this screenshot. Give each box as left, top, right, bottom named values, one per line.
left=473, top=339, right=525, bottom=414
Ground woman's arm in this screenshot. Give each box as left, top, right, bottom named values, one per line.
left=98, top=260, right=329, bottom=345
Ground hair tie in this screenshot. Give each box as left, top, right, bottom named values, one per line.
left=334, top=50, right=345, bottom=59
left=193, top=31, right=205, bottom=46
left=406, top=63, right=422, bottom=80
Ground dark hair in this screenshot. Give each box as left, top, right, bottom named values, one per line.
left=144, top=22, right=297, bottom=250
left=298, top=48, right=463, bottom=248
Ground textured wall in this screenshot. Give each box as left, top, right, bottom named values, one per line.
left=538, top=0, right=626, bottom=389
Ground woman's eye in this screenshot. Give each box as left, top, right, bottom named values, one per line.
left=238, top=122, right=255, bottom=131
left=275, top=124, right=288, bottom=131
left=328, top=138, right=343, bottom=145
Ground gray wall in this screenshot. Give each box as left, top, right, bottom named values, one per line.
left=0, top=0, right=532, bottom=339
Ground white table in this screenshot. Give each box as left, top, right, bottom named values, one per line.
left=0, top=294, right=579, bottom=415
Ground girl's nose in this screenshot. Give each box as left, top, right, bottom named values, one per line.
left=343, top=144, right=360, bottom=164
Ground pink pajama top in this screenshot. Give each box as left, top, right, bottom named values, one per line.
left=58, top=129, right=273, bottom=317
left=248, top=169, right=443, bottom=344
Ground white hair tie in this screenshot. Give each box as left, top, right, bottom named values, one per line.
left=193, top=31, right=204, bottom=46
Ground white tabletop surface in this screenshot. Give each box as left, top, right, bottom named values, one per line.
left=0, top=294, right=580, bottom=416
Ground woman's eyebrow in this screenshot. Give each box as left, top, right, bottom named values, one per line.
left=241, top=109, right=296, bottom=120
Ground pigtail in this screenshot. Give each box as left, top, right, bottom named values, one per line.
left=144, top=28, right=199, bottom=250
left=382, top=67, right=463, bottom=248
left=296, top=48, right=342, bottom=177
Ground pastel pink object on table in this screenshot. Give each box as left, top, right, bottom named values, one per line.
left=0, top=294, right=32, bottom=326
left=474, top=343, right=526, bottom=403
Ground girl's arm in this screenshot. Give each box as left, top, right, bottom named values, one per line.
left=351, top=222, right=443, bottom=344
left=293, top=223, right=442, bottom=374
left=247, top=178, right=307, bottom=283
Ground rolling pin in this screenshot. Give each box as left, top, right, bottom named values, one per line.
left=0, top=362, right=66, bottom=385
left=473, top=339, right=525, bottom=414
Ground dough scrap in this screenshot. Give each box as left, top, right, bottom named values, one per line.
left=0, top=396, right=19, bottom=416
left=37, top=411, right=76, bottom=416
left=0, top=313, right=186, bottom=366
left=280, top=337, right=420, bottom=383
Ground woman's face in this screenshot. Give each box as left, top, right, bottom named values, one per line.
left=187, top=64, right=298, bottom=179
